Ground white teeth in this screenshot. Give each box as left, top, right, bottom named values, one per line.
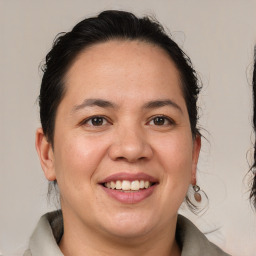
left=104, top=180, right=153, bottom=191
left=122, top=180, right=131, bottom=190
left=116, top=180, right=122, bottom=189
left=110, top=181, right=115, bottom=189
left=131, top=180, right=140, bottom=191
left=139, top=180, right=145, bottom=189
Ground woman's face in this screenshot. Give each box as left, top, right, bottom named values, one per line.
left=37, top=40, right=200, bottom=239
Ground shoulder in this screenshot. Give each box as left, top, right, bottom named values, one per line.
left=23, top=211, right=64, bottom=256
left=176, top=215, right=231, bottom=256
left=23, top=249, right=32, bottom=256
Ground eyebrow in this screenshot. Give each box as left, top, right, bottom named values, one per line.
left=72, top=98, right=182, bottom=114
left=143, top=99, right=183, bottom=113
left=72, top=98, right=117, bottom=113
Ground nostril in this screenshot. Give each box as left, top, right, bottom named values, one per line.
left=116, top=156, right=126, bottom=161
left=115, top=156, right=147, bottom=163
left=108, top=138, right=153, bottom=162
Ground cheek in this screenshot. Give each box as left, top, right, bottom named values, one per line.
left=153, top=132, right=193, bottom=183
left=53, top=133, right=110, bottom=190
left=147, top=132, right=194, bottom=221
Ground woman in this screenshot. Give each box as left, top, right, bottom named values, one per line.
left=24, top=10, right=229, bottom=256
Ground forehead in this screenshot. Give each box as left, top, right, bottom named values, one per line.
left=63, top=40, right=184, bottom=106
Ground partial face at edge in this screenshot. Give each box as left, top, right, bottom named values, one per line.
left=36, top=40, right=201, bottom=239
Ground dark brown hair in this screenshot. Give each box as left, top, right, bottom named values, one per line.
left=250, top=46, right=256, bottom=208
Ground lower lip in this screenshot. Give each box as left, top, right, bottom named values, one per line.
left=101, top=185, right=156, bottom=204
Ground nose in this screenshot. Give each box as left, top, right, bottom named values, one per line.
left=108, top=125, right=153, bottom=163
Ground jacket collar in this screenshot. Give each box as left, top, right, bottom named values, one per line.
left=27, top=211, right=229, bottom=256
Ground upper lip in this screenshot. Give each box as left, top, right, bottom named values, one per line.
left=99, top=172, right=159, bottom=184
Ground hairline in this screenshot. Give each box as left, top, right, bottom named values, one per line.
left=50, top=37, right=190, bottom=146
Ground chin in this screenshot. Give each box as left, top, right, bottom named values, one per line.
left=106, top=225, right=152, bottom=239
left=100, top=211, right=156, bottom=239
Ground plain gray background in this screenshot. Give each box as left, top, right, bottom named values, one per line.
left=1, top=0, right=256, bottom=255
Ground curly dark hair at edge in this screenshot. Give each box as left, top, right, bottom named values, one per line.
left=39, top=10, right=203, bottom=213
left=250, top=46, right=256, bottom=208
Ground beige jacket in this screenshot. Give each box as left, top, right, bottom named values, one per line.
left=24, top=211, right=230, bottom=256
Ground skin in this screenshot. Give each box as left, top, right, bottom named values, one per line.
left=36, top=40, right=201, bottom=256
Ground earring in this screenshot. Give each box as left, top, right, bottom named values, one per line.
left=193, top=184, right=202, bottom=203
left=187, top=182, right=208, bottom=214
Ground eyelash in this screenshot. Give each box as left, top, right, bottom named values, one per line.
left=81, top=115, right=111, bottom=127
left=81, top=115, right=174, bottom=128
left=147, top=115, right=175, bottom=126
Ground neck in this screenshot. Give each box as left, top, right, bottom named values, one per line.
left=59, top=212, right=181, bottom=256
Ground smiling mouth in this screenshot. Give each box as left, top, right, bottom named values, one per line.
left=103, top=180, right=157, bottom=192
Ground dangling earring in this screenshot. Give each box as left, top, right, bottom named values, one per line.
left=188, top=176, right=208, bottom=214
left=193, top=184, right=202, bottom=203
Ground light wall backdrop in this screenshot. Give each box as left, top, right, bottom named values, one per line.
left=1, top=1, right=256, bottom=255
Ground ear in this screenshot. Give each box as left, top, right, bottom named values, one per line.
left=191, top=134, right=201, bottom=185
left=35, top=128, right=56, bottom=181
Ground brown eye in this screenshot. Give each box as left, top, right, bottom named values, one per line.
left=148, top=116, right=173, bottom=126
left=153, top=117, right=166, bottom=125
left=83, top=116, right=108, bottom=127
left=91, top=117, right=104, bottom=126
